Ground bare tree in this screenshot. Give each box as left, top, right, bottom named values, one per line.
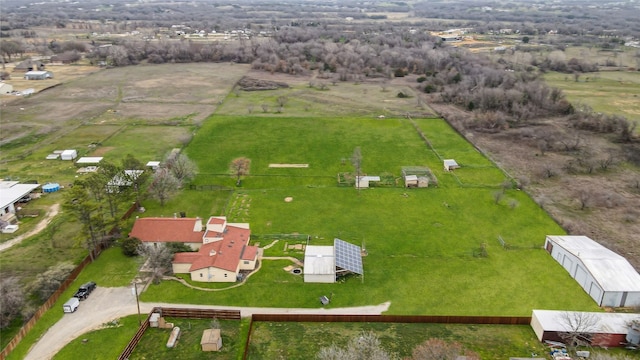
left=316, top=331, right=397, bottom=360
left=0, top=277, right=25, bottom=329
left=149, top=168, right=181, bottom=206
left=230, top=157, right=251, bottom=186
left=575, top=189, right=592, bottom=210
left=164, top=153, right=197, bottom=184
left=28, top=262, right=75, bottom=302
left=351, top=147, right=362, bottom=193
left=137, top=243, right=174, bottom=284
left=558, top=311, right=599, bottom=351
left=411, top=338, right=479, bottom=360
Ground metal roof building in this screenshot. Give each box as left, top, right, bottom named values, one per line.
left=531, top=309, right=640, bottom=348
left=545, top=235, right=640, bottom=307
left=303, top=238, right=363, bottom=283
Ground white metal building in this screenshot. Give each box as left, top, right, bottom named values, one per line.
left=0, top=181, right=41, bottom=219
left=303, top=245, right=335, bottom=283
left=545, top=235, right=640, bottom=307
left=303, top=238, right=364, bottom=283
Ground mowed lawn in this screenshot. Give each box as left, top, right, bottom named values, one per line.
left=141, top=115, right=599, bottom=316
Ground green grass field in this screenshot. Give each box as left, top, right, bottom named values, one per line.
left=247, top=321, right=547, bottom=359
left=140, top=114, right=599, bottom=316
left=544, top=70, right=640, bottom=129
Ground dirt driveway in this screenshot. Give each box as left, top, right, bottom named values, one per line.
left=24, top=286, right=391, bottom=360
left=0, top=204, right=60, bottom=253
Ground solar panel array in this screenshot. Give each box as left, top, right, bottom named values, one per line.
left=334, top=238, right=363, bottom=274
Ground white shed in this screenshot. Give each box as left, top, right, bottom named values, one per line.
left=76, top=157, right=103, bottom=165
left=304, top=245, right=335, bottom=283
left=443, top=159, right=460, bottom=171
left=545, top=235, right=640, bottom=307
left=355, top=176, right=380, bottom=189
left=60, top=149, right=77, bottom=161
left=0, top=82, right=13, bottom=94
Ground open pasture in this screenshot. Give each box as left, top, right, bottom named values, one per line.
left=543, top=70, right=640, bottom=125
left=142, top=115, right=599, bottom=316
left=217, top=71, right=436, bottom=118
left=0, top=63, right=248, bottom=155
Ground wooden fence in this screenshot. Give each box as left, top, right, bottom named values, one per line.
left=117, top=307, right=241, bottom=360
left=0, top=201, right=140, bottom=360
left=242, top=314, right=532, bottom=359
left=0, top=254, right=94, bottom=359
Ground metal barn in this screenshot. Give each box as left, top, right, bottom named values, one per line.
left=545, top=235, right=640, bottom=307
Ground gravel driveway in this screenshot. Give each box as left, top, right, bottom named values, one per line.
left=24, top=286, right=391, bottom=360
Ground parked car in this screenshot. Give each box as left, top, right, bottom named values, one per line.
left=73, top=281, right=96, bottom=300
left=63, top=297, right=80, bottom=313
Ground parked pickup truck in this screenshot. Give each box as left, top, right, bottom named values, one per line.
left=73, top=281, right=96, bottom=300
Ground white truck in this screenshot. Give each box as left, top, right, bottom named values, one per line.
left=62, top=297, right=80, bottom=313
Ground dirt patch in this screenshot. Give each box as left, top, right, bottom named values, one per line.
left=90, top=146, right=115, bottom=156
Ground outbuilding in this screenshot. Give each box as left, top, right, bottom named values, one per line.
left=201, top=329, right=222, bottom=351
left=303, top=238, right=363, bottom=283
left=443, top=159, right=460, bottom=171
left=24, top=71, right=53, bottom=80
left=60, top=149, right=78, bottom=161
left=0, top=181, right=41, bottom=221
left=75, top=157, right=103, bottom=165
left=531, top=309, right=639, bottom=348
left=0, top=82, right=13, bottom=94
left=545, top=235, right=640, bottom=307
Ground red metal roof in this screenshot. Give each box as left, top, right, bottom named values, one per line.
left=129, top=217, right=204, bottom=243
left=188, top=224, right=255, bottom=272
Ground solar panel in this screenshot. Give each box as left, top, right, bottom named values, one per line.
left=334, top=238, right=363, bottom=275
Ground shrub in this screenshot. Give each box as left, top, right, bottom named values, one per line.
left=121, top=237, right=141, bottom=257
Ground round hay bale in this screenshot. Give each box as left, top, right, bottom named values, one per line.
left=284, top=197, right=293, bottom=202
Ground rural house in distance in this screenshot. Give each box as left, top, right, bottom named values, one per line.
left=129, top=216, right=259, bottom=282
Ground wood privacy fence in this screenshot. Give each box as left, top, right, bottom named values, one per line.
left=242, top=314, right=532, bottom=359
left=117, top=307, right=241, bottom=360
left=0, top=254, right=94, bottom=359
left=0, top=201, right=140, bottom=360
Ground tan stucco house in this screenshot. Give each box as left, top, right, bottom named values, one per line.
left=129, top=216, right=259, bottom=282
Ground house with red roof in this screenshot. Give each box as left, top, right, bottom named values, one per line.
left=129, top=216, right=259, bottom=282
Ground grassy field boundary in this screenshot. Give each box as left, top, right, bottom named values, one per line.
left=242, top=313, right=532, bottom=359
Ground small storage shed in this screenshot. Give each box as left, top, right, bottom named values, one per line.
left=201, top=329, right=222, bottom=351
left=443, top=159, right=460, bottom=171
left=531, top=310, right=639, bottom=348
left=60, top=149, right=77, bottom=161
left=355, top=176, right=380, bottom=189
left=24, top=71, right=53, bottom=80
left=76, top=157, right=103, bottom=165
left=545, top=235, right=640, bottom=307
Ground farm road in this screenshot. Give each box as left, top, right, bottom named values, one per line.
left=0, top=204, right=60, bottom=253
left=24, top=286, right=391, bottom=360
